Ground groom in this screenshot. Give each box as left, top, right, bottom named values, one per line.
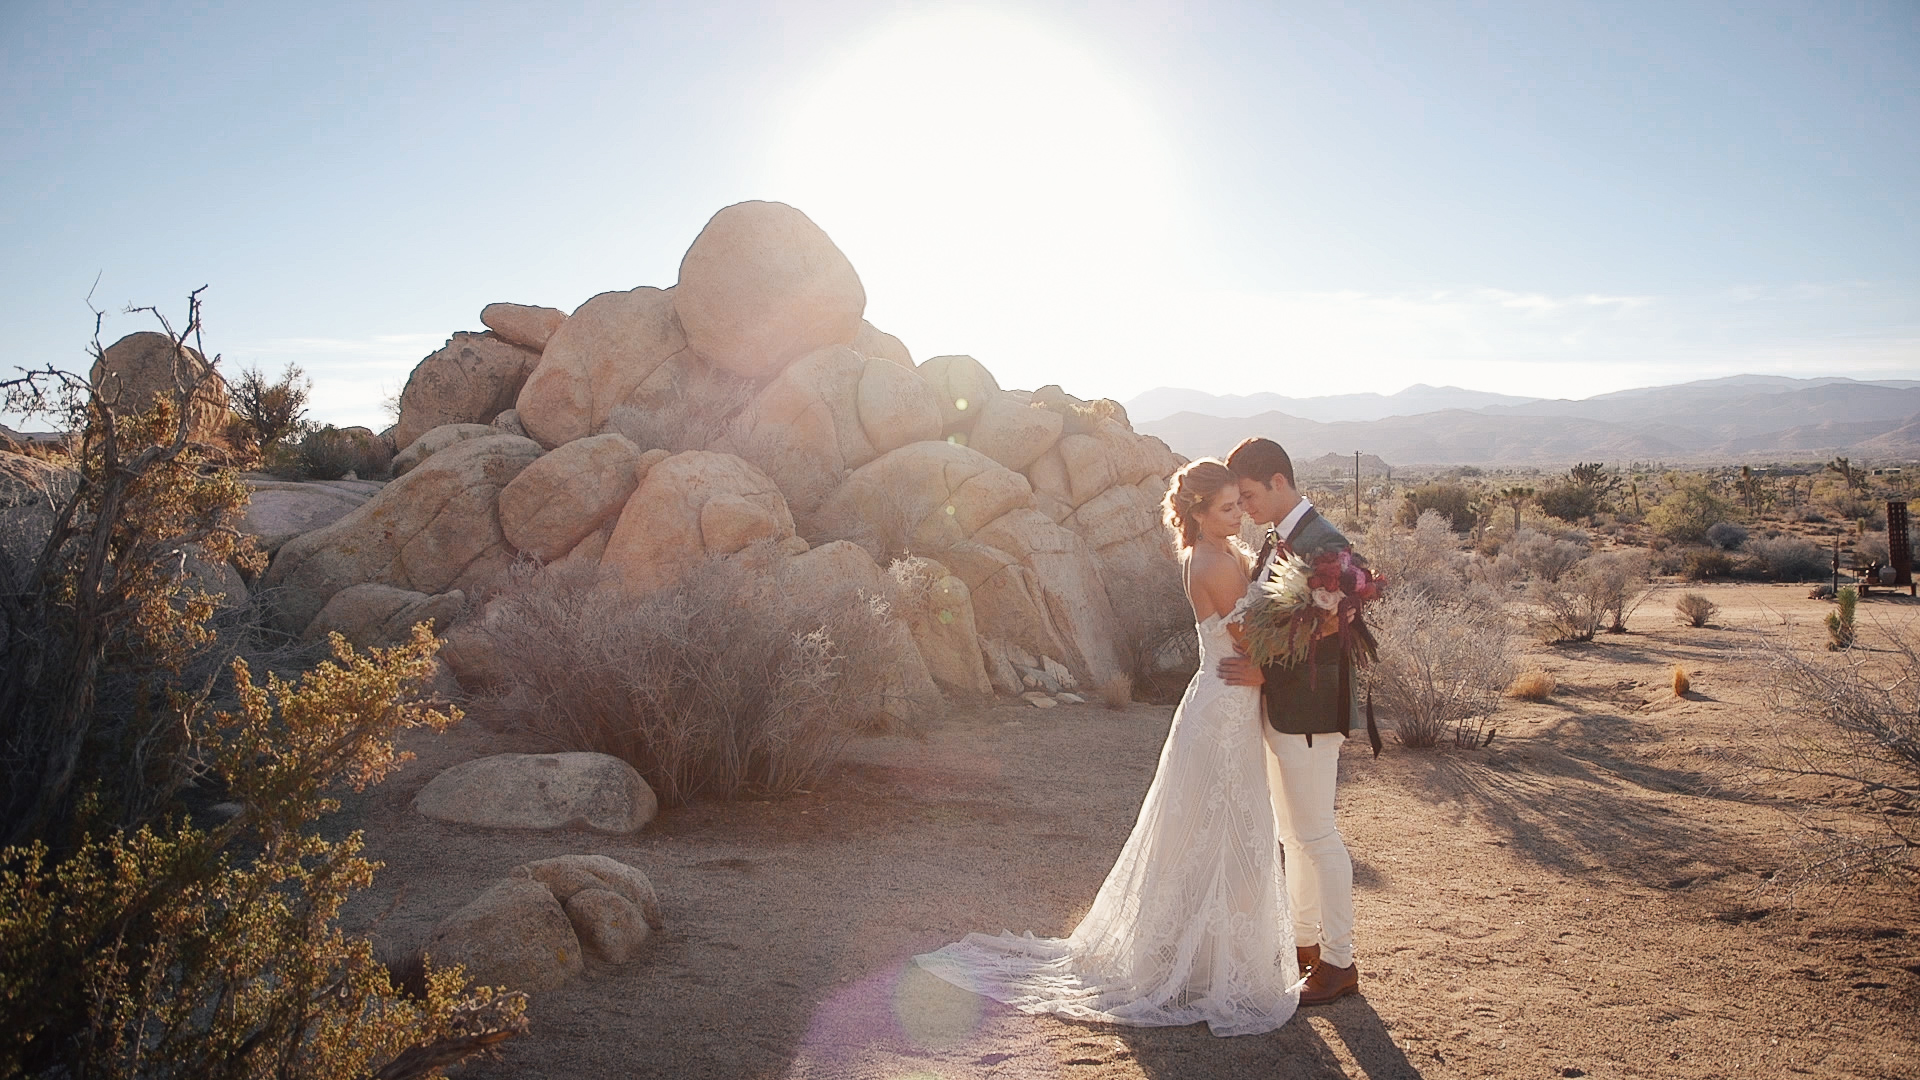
left=1218, top=436, right=1361, bottom=1006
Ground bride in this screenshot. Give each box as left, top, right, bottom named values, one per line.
left=913, top=459, right=1301, bottom=1037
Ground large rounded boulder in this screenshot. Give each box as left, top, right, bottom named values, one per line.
left=710, top=345, right=874, bottom=516
left=90, top=331, right=230, bottom=446
left=809, top=440, right=1033, bottom=559
left=855, top=357, right=942, bottom=456
left=497, top=433, right=653, bottom=562
left=599, top=451, right=799, bottom=595
left=260, top=433, right=543, bottom=634
left=392, top=332, right=541, bottom=451
left=916, top=354, right=1000, bottom=435
left=480, top=302, right=567, bottom=352
left=672, top=201, right=866, bottom=379
left=514, top=287, right=692, bottom=449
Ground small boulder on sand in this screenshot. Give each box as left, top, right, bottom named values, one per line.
left=414, top=752, right=658, bottom=834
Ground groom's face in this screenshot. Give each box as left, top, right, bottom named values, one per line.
left=1236, top=474, right=1292, bottom=525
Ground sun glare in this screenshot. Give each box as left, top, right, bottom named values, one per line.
left=765, top=9, right=1190, bottom=393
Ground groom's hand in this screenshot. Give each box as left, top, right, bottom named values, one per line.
left=1218, top=655, right=1264, bottom=686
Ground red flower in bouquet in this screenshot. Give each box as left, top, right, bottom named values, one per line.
left=1235, top=548, right=1385, bottom=671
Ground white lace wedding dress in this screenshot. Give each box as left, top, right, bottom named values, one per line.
left=914, top=613, right=1301, bottom=1036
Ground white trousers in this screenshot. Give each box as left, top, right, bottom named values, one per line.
left=1262, top=728, right=1355, bottom=968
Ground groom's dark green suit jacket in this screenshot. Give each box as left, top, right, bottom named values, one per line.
left=1253, top=508, right=1359, bottom=741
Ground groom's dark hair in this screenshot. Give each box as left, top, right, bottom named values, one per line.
left=1226, top=437, right=1294, bottom=488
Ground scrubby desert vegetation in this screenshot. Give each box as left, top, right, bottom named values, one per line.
left=0, top=297, right=524, bottom=1078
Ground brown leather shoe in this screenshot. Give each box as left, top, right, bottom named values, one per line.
left=1296, top=944, right=1320, bottom=977
left=1299, top=960, right=1358, bottom=1005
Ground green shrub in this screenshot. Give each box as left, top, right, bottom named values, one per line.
left=1705, top=521, right=1749, bottom=550
left=1682, top=546, right=1736, bottom=580
left=0, top=628, right=521, bottom=1078
left=1397, top=482, right=1477, bottom=533
left=283, top=425, right=392, bottom=480
left=1827, top=586, right=1857, bottom=650
left=1536, top=481, right=1601, bottom=523
left=1646, top=481, right=1735, bottom=545
left=0, top=295, right=524, bottom=1077
left=228, top=362, right=312, bottom=456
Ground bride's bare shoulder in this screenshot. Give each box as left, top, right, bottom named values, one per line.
left=1186, top=545, right=1247, bottom=613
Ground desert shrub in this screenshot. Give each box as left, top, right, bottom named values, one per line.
left=228, top=361, right=312, bottom=455
left=1586, top=549, right=1653, bottom=632
left=1536, top=481, right=1600, bottom=523
left=1503, top=528, right=1588, bottom=584
left=1675, top=592, right=1718, bottom=627
left=1506, top=669, right=1556, bottom=701
left=0, top=628, right=521, bottom=1078
left=0, top=295, right=522, bottom=1076
left=1705, top=521, right=1749, bottom=550
left=1396, top=482, right=1477, bottom=533
left=1820, top=489, right=1883, bottom=527
left=1681, top=546, right=1735, bottom=580
left=1672, top=664, right=1691, bottom=696
left=285, top=425, right=391, bottom=480
left=1, top=294, right=266, bottom=844
left=1100, top=551, right=1197, bottom=704
left=1366, top=588, right=1515, bottom=749
left=1747, top=535, right=1828, bottom=581
left=1750, top=627, right=1920, bottom=891
left=476, top=551, right=930, bottom=805
left=1855, top=531, right=1890, bottom=566
left=1646, top=480, right=1734, bottom=544
left=1366, top=509, right=1464, bottom=602
left=1096, top=674, right=1133, bottom=710
left=1525, top=550, right=1647, bottom=642
left=1827, top=586, right=1857, bottom=650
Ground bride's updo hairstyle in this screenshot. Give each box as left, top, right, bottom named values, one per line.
left=1162, top=458, right=1236, bottom=552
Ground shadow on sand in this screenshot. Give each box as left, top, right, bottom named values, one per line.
left=1108, top=993, right=1425, bottom=1079
left=1412, top=700, right=1763, bottom=888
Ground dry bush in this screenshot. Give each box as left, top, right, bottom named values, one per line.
left=1744, top=626, right=1919, bottom=892
left=1747, top=534, right=1828, bottom=581
left=1396, top=482, right=1477, bottom=532
left=227, top=361, right=312, bottom=454
left=1525, top=550, right=1645, bottom=643
left=1096, top=673, right=1133, bottom=710
left=1672, top=664, right=1691, bottom=696
left=1855, top=531, right=1890, bottom=566
left=1705, top=520, right=1749, bottom=550
left=1675, top=591, right=1718, bottom=627
left=1680, top=545, right=1735, bottom=580
left=1366, top=588, right=1516, bottom=749
left=1366, top=509, right=1464, bottom=602
left=474, top=550, right=928, bottom=805
left=1506, top=669, right=1556, bottom=701
left=1502, top=528, right=1588, bottom=584
left=1101, top=552, right=1198, bottom=704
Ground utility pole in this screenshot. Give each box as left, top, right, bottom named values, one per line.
left=1353, top=451, right=1362, bottom=518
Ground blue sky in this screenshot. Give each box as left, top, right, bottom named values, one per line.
left=4, top=0, right=1916, bottom=428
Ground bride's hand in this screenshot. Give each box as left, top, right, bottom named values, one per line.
left=1217, top=655, right=1264, bottom=687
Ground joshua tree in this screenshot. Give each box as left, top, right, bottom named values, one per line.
left=1497, top=486, right=1534, bottom=532
left=1827, top=455, right=1868, bottom=493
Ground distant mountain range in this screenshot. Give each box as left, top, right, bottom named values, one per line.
left=1130, top=376, right=1920, bottom=466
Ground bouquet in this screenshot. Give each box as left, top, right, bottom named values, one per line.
left=1234, top=548, right=1385, bottom=672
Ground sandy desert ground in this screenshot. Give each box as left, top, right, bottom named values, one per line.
left=340, top=582, right=1919, bottom=1079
